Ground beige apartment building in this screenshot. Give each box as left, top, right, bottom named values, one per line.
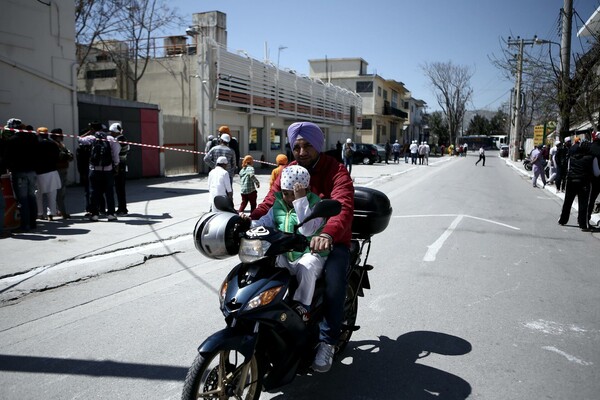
left=309, top=58, right=428, bottom=146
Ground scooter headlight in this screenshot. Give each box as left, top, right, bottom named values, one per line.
left=245, top=285, right=283, bottom=311
left=238, top=238, right=271, bottom=263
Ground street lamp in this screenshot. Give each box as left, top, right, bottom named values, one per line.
left=277, top=45, right=287, bottom=70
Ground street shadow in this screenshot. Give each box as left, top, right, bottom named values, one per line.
left=0, top=354, right=188, bottom=381
left=270, top=331, right=472, bottom=399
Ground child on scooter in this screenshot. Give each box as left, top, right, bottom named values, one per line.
left=240, top=165, right=328, bottom=322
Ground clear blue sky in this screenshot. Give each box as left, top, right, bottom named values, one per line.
left=164, top=0, right=599, bottom=113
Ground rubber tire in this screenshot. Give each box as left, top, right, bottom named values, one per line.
left=337, top=272, right=360, bottom=354
left=362, top=157, right=371, bottom=165
left=524, top=162, right=532, bottom=171
left=181, top=351, right=262, bottom=400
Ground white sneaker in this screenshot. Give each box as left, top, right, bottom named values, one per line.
left=89, top=215, right=99, bottom=222
left=312, top=342, right=334, bottom=373
left=107, top=214, right=118, bottom=221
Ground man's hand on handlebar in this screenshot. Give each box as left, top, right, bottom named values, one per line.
left=310, top=233, right=333, bottom=253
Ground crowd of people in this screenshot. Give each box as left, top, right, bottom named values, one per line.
left=0, top=118, right=130, bottom=237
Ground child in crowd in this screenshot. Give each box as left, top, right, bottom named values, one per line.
left=207, top=156, right=232, bottom=211
left=238, top=155, right=260, bottom=213
left=246, top=165, right=328, bottom=322
left=269, top=154, right=288, bottom=190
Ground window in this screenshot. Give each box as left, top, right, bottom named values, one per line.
left=270, top=128, right=282, bottom=150
left=361, top=119, right=372, bottom=130
left=356, top=81, right=373, bottom=93
left=377, top=87, right=382, bottom=96
left=391, top=91, right=398, bottom=108
left=249, top=127, right=262, bottom=151
left=383, top=89, right=388, bottom=100
left=86, top=69, right=117, bottom=79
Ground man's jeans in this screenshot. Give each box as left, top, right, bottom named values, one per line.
left=343, top=157, right=352, bottom=175
left=11, top=171, right=37, bottom=230
left=319, top=244, right=350, bottom=346
left=89, top=170, right=116, bottom=215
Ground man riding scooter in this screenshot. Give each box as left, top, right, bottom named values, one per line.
left=251, top=122, right=354, bottom=372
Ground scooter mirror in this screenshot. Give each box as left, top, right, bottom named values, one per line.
left=296, top=199, right=341, bottom=231
left=213, top=195, right=236, bottom=213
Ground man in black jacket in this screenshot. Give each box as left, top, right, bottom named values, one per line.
left=5, top=119, right=39, bottom=231
left=558, top=140, right=600, bottom=231
left=587, top=131, right=600, bottom=222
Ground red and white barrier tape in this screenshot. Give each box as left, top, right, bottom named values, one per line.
left=1, top=127, right=279, bottom=167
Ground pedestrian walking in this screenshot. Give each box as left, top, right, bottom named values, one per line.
left=238, top=155, right=260, bottom=213
left=392, top=140, right=401, bottom=164
left=558, top=140, right=600, bottom=231
left=531, top=145, right=547, bottom=188
left=475, top=146, right=485, bottom=166
left=342, top=138, right=355, bottom=175
left=208, top=156, right=232, bottom=211
left=384, top=140, right=391, bottom=165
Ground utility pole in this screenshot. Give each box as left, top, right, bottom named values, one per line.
left=558, top=0, right=572, bottom=139
left=507, top=36, right=536, bottom=161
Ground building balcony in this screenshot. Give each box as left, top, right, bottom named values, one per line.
left=383, top=102, right=408, bottom=118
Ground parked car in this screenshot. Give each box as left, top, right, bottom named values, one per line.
left=353, top=143, right=378, bottom=165
left=500, top=145, right=509, bottom=157
left=374, top=144, right=387, bottom=163
left=325, top=143, right=378, bottom=165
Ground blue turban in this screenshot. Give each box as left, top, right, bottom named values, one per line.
left=287, top=122, right=324, bottom=153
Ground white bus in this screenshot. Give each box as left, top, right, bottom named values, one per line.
left=490, top=135, right=508, bottom=150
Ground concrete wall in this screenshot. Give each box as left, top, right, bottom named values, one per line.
left=0, top=0, right=78, bottom=181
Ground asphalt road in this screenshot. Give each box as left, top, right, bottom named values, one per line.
left=1, top=153, right=599, bottom=399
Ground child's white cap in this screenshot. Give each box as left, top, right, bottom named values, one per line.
left=281, top=165, right=310, bottom=190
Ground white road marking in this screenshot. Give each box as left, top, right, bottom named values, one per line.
left=392, top=214, right=520, bottom=262
left=393, top=214, right=520, bottom=231
left=423, top=215, right=463, bottom=262
left=542, top=346, right=593, bottom=366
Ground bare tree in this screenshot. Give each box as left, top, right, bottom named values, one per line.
left=76, top=0, right=184, bottom=101
left=422, top=61, right=473, bottom=147
left=75, top=0, right=123, bottom=73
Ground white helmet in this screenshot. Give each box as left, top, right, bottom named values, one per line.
left=109, top=123, right=122, bottom=133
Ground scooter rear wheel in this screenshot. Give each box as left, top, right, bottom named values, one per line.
left=337, top=273, right=359, bottom=353
left=181, top=350, right=262, bottom=400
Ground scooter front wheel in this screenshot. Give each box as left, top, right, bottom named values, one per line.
left=181, top=349, right=262, bottom=400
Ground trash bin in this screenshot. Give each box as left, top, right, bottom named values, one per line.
left=1, top=174, right=20, bottom=230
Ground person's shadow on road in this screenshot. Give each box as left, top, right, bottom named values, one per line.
left=269, top=331, right=472, bottom=399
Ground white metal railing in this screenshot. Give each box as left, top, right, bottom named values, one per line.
left=216, top=46, right=362, bottom=126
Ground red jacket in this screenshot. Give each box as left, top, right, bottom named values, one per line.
left=251, top=153, right=354, bottom=246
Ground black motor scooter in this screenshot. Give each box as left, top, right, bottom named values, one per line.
left=182, top=187, right=391, bottom=400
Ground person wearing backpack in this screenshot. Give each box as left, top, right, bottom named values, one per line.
left=341, top=138, right=355, bottom=175
left=78, top=124, right=121, bottom=221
